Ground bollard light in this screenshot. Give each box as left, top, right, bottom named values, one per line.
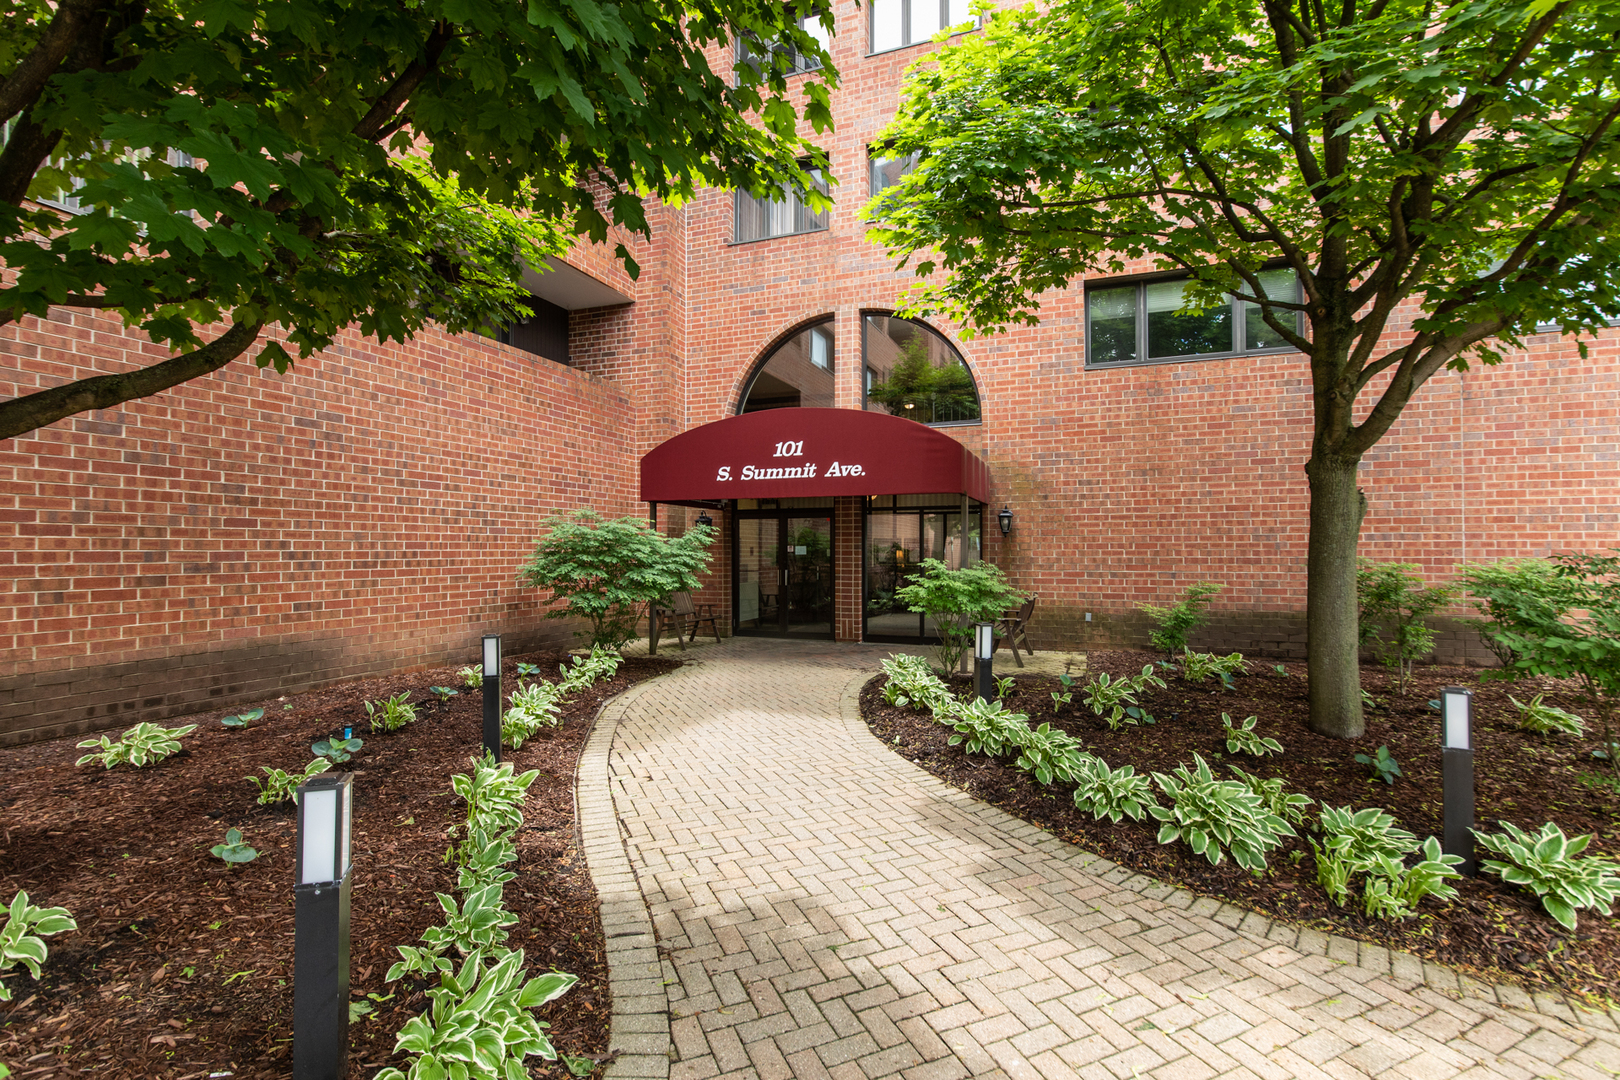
left=1441, top=686, right=1475, bottom=875
left=974, top=621, right=996, bottom=703
left=482, top=634, right=502, bottom=763
left=294, top=771, right=353, bottom=1080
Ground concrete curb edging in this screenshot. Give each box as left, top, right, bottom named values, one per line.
left=835, top=668, right=1620, bottom=1037
left=577, top=676, right=673, bottom=1080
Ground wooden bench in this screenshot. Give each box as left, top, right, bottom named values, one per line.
left=994, top=594, right=1036, bottom=667
left=653, top=591, right=721, bottom=651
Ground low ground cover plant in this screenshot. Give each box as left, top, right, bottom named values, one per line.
left=502, top=683, right=565, bottom=749
left=0, top=891, right=77, bottom=1002
left=1225, top=765, right=1313, bottom=826
left=1012, top=723, right=1087, bottom=785
left=210, top=828, right=259, bottom=865
left=366, top=692, right=418, bottom=733
left=880, top=654, right=952, bottom=713
left=1178, top=650, right=1249, bottom=689
left=312, top=735, right=363, bottom=764
left=248, top=758, right=332, bottom=805
left=1149, top=755, right=1295, bottom=872
left=1474, top=820, right=1620, bottom=931
left=458, top=665, right=483, bottom=689
left=220, top=708, right=263, bottom=729
left=1511, top=694, right=1585, bottom=737
left=75, top=722, right=197, bottom=769
left=1071, top=756, right=1158, bottom=823
left=1082, top=666, right=1165, bottom=730
left=1355, top=744, right=1403, bottom=784
left=1222, top=714, right=1282, bottom=757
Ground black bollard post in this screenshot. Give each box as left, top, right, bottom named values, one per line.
left=482, top=633, right=502, bottom=763
left=293, top=772, right=353, bottom=1080
left=1441, top=686, right=1475, bottom=875
left=974, top=622, right=995, bottom=703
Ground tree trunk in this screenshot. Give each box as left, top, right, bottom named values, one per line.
left=1305, top=454, right=1367, bottom=738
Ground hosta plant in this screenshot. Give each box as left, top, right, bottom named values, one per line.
left=1012, top=723, right=1086, bottom=785
left=420, top=884, right=519, bottom=957
left=211, top=828, right=259, bottom=865
left=1225, top=765, right=1312, bottom=826
left=1473, top=820, right=1620, bottom=931
left=429, top=686, right=459, bottom=705
left=451, top=758, right=541, bottom=848
left=1222, top=714, right=1282, bottom=757
left=458, top=665, right=484, bottom=690
left=1355, top=744, right=1403, bottom=785
left=1071, top=756, right=1159, bottom=823
left=502, top=682, right=565, bottom=749
left=373, top=949, right=576, bottom=1080
left=0, top=891, right=77, bottom=1002
left=559, top=647, right=622, bottom=692
left=455, top=825, right=520, bottom=894
left=366, top=692, right=418, bottom=733
left=1177, top=650, right=1249, bottom=688
left=945, top=698, right=1032, bottom=758
left=221, top=708, right=264, bottom=729
left=1082, top=666, right=1166, bottom=731
left=880, top=654, right=951, bottom=713
left=1314, top=804, right=1421, bottom=907
left=312, top=735, right=363, bottom=764
left=1511, top=694, right=1585, bottom=737
left=248, top=758, right=332, bottom=806
left=76, top=722, right=197, bottom=769
left=1149, top=755, right=1294, bottom=871
left=1359, top=838, right=1464, bottom=921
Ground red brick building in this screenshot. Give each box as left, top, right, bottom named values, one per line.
left=4, top=1, right=1617, bottom=744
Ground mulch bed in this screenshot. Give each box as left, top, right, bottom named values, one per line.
left=862, top=649, right=1620, bottom=1004
left=0, top=649, right=681, bottom=1079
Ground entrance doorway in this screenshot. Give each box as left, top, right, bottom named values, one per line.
left=735, top=509, right=835, bottom=637
left=864, top=499, right=982, bottom=643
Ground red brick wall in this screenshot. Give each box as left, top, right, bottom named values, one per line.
left=1, top=309, right=637, bottom=745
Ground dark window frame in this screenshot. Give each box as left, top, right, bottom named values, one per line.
left=736, top=7, right=832, bottom=79
left=868, top=0, right=978, bottom=55
left=1084, top=269, right=1305, bottom=369
left=733, top=164, right=830, bottom=244
left=860, top=311, right=982, bottom=427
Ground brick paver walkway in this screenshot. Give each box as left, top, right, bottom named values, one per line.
left=578, top=639, right=1620, bottom=1080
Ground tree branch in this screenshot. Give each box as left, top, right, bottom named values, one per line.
left=0, top=319, right=264, bottom=441
left=0, top=0, right=110, bottom=125
left=351, top=22, right=456, bottom=143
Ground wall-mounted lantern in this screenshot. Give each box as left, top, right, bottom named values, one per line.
left=998, top=507, right=1013, bottom=536
left=696, top=510, right=713, bottom=528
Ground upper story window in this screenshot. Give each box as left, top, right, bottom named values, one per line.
left=869, top=151, right=918, bottom=198
left=493, top=292, right=570, bottom=365
left=863, top=314, right=980, bottom=424
left=740, top=320, right=835, bottom=412
left=735, top=166, right=829, bottom=243
left=738, top=8, right=831, bottom=77
left=870, top=0, right=974, bottom=54
left=1086, top=269, right=1302, bottom=367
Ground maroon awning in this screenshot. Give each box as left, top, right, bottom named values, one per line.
left=640, top=408, right=991, bottom=506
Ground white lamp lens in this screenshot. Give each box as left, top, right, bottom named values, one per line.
left=301, top=788, right=338, bottom=884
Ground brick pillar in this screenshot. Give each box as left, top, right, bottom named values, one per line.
left=834, top=496, right=864, bottom=641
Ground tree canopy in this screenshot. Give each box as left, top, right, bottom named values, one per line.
left=868, top=0, right=1620, bottom=738
left=0, top=0, right=836, bottom=439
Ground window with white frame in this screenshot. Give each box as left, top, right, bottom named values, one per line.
left=870, top=0, right=974, bottom=53
left=735, top=166, right=829, bottom=243
left=738, top=8, right=831, bottom=77
left=1086, top=269, right=1302, bottom=367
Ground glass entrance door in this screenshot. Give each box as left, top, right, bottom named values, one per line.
left=734, top=511, right=834, bottom=638
left=864, top=504, right=982, bottom=642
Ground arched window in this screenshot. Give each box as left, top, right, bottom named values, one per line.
left=739, top=319, right=835, bottom=413
left=862, top=315, right=980, bottom=424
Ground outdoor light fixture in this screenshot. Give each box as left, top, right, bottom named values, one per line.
left=974, top=622, right=996, bottom=703
left=998, top=507, right=1013, bottom=536
left=1441, top=686, right=1475, bottom=874
left=697, top=510, right=713, bottom=527
left=482, top=633, right=502, bottom=763
left=294, top=771, right=354, bottom=1080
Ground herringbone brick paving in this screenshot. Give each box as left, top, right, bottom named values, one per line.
left=581, top=638, right=1620, bottom=1079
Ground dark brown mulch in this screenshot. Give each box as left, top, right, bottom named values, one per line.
left=862, top=649, right=1620, bottom=1004
left=0, top=649, right=681, bottom=1079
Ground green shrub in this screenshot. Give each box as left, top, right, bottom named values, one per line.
left=1222, top=713, right=1282, bottom=757
left=1359, top=838, right=1464, bottom=921
left=1138, top=582, right=1223, bottom=659
left=1458, top=558, right=1562, bottom=668
left=518, top=509, right=715, bottom=651
left=880, top=654, right=952, bottom=714
left=1510, top=694, right=1585, bottom=737
left=893, top=559, right=1026, bottom=674
left=1356, top=560, right=1459, bottom=695
left=1149, top=754, right=1295, bottom=871
left=1474, top=820, right=1620, bottom=931
left=1072, top=757, right=1159, bottom=823
left=0, top=891, right=77, bottom=1002
left=248, top=758, right=332, bottom=805
left=76, top=722, right=197, bottom=769
left=366, top=692, right=418, bottom=733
